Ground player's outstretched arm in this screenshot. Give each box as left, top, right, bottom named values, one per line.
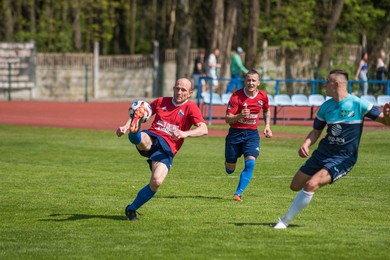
left=116, top=118, right=131, bottom=137
left=375, top=103, right=390, bottom=126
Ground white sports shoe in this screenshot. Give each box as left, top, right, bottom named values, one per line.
left=274, top=218, right=288, bottom=229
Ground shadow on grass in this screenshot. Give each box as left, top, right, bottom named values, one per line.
left=40, top=213, right=127, bottom=222
left=157, top=195, right=226, bottom=200
left=230, top=222, right=300, bottom=228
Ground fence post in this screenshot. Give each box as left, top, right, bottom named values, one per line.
left=348, top=81, right=353, bottom=93
left=208, top=81, right=214, bottom=125
left=311, top=80, right=316, bottom=94
left=84, top=64, right=89, bottom=102
left=8, top=63, right=11, bottom=101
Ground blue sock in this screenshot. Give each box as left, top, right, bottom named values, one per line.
left=226, top=168, right=234, bottom=174
left=128, top=184, right=156, bottom=211
left=128, top=131, right=141, bottom=145
left=235, top=159, right=255, bottom=195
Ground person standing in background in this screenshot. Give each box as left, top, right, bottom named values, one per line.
left=206, top=48, right=221, bottom=92
left=376, top=50, right=388, bottom=94
left=354, top=52, right=369, bottom=96
left=225, top=47, right=249, bottom=94
left=192, top=49, right=206, bottom=94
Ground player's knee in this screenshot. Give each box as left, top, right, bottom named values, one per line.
left=150, top=178, right=163, bottom=191
left=303, top=180, right=318, bottom=192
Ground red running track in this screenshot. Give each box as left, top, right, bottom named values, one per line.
left=0, top=101, right=385, bottom=137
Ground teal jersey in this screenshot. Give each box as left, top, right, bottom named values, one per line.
left=313, top=95, right=381, bottom=162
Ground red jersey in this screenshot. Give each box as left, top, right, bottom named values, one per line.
left=148, top=97, right=205, bottom=155
left=226, top=88, right=269, bottom=130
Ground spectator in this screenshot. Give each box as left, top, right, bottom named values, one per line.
left=205, top=48, right=221, bottom=92
left=225, top=47, right=249, bottom=93
left=192, top=49, right=206, bottom=93
left=376, top=50, right=388, bottom=94
left=354, top=52, right=369, bottom=95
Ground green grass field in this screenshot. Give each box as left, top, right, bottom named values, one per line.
left=0, top=124, right=389, bottom=259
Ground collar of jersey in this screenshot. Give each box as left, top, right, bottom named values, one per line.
left=172, top=98, right=188, bottom=107
left=244, top=88, right=258, bottom=98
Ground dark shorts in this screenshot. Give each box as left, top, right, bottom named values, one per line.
left=137, top=130, right=173, bottom=171
left=300, top=150, right=355, bottom=183
left=225, top=128, right=260, bottom=163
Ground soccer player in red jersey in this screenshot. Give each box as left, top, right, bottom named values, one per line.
left=116, top=78, right=208, bottom=220
left=225, top=69, right=273, bottom=202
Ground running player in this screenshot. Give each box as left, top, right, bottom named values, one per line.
left=274, top=69, right=390, bottom=229
left=225, top=69, right=273, bottom=202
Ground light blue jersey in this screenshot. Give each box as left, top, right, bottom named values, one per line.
left=313, top=94, right=381, bottom=163
left=299, top=95, right=381, bottom=182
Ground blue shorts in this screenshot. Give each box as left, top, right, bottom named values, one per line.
left=137, top=130, right=173, bottom=171
left=299, top=150, right=355, bottom=183
left=225, top=128, right=260, bottom=163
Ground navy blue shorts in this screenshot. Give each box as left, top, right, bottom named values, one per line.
left=137, top=130, right=173, bottom=171
left=299, top=150, right=355, bottom=183
left=225, top=128, right=260, bottom=163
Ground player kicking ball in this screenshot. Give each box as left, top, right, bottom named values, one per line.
left=224, top=69, right=272, bottom=202
left=274, top=69, right=390, bottom=229
left=116, top=78, right=208, bottom=221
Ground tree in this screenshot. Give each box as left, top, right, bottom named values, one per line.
left=210, top=0, right=224, bottom=53
left=219, top=0, right=239, bottom=80
left=176, top=0, right=191, bottom=78
left=71, top=0, right=82, bottom=51
left=317, top=0, right=344, bottom=73
left=3, top=0, right=14, bottom=41
left=246, top=0, right=259, bottom=69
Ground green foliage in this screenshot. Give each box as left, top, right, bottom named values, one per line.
left=0, top=124, right=389, bottom=258
left=261, top=0, right=317, bottom=49
left=339, top=0, right=384, bottom=45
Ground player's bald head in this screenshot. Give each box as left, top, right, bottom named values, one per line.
left=176, top=78, right=193, bottom=91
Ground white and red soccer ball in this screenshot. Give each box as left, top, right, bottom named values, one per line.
left=129, top=100, right=152, bottom=122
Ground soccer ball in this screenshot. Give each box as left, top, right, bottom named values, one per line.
left=129, top=100, right=152, bottom=122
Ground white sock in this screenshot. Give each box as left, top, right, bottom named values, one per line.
left=281, top=189, right=314, bottom=225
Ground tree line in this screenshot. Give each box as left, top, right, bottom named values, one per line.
left=1, top=0, right=389, bottom=79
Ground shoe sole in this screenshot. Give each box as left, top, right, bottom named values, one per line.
left=233, top=195, right=242, bottom=202
left=129, top=106, right=146, bottom=133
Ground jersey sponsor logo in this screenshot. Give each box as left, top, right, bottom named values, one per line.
left=331, top=124, right=342, bottom=136
left=155, top=120, right=179, bottom=135
left=328, top=124, right=345, bottom=145
left=238, top=113, right=257, bottom=124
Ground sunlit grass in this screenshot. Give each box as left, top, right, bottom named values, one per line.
left=0, top=124, right=389, bottom=259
